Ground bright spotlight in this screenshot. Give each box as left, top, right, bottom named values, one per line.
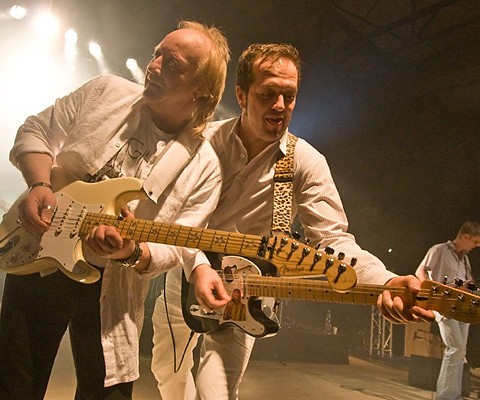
left=89, top=42, right=109, bottom=73
left=9, top=5, right=27, bottom=20
left=65, top=29, right=78, bottom=47
left=34, top=12, right=59, bottom=38
left=126, top=58, right=145, bottom=83
left=88, top=42, right=102, bottom=58
left=126, top=58, right=138, bottom=69
left=64, top=29, right=78, bottom=67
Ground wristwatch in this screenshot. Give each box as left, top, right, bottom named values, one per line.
left=116, top=242, right=143, bottom=268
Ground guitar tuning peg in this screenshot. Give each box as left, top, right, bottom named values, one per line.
left=338, top=252, right=345, bottom=261
left=304, top=237, right=311, bottom=245
left=467, top=282, right=478, bottom=292
left=350, top=258, right=357, bottom=267
left=325, top=247, right=334, bottom=255
left=454, top=278, right=464, bottom=288
left=315, top=243, right=321, bottom=250
left=292, top=231, right=301, bottom=240
left=302, top=247, right=311, bottom=256
left=258, top=235, right=268, bottom=257
left=442, top=275, right=448, bottom=284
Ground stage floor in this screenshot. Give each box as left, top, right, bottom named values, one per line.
left=44, top=332, right=480, bottom=400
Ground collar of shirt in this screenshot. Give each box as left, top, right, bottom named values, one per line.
left=229, top=116, right=290, bottom=158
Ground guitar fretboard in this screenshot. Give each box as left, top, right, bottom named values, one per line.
left=245, top=275, right=387, bottom=305
left=80, top=213, right=263, bottom=258
left=243, top=275, right=480, bottom=323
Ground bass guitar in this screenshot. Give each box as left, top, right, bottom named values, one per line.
left=183, top=256, right=480, bottom=338
left=0, top=177, right=357, bottom=290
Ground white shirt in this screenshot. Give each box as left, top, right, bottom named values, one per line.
left=203, top=117, right=396, bottom=285
left=416, top=240, right=473, bottom=285
left=10, top=74, right=222, bottom=386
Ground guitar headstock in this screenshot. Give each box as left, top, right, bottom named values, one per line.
left=418, top=280, right=480, bottom=323
left=261, top=234, right=357, bottom=292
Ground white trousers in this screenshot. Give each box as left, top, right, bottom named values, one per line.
left=435, top=312, right=469, bottom=400
left=151, top=267, right=255, bottom=400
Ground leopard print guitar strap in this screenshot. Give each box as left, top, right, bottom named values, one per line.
left=271, top=132, right=298, bottom=234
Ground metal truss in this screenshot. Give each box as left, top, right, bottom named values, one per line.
left=369, top=305, right=393, bottom=357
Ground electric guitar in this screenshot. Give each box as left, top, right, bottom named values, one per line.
left=0, top=177, right=357, bottom=290
left=183, top=256, right=480, bottom=338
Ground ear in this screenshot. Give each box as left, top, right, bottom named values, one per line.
left=192, top=88, right=206, bottom=102
left=235, top=85, right=247, bottom=109
left=192, top=90, right=199, bottom=102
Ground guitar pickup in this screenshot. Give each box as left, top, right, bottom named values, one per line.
left=190, top=305, right=221, bottom=317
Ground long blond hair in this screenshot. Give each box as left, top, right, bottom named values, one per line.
left=178, top=21, right=230, bottom=135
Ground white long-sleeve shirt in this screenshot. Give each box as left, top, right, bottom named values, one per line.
left=10, top=74, right=222, bottom=385
left=203, top=117, right=396, bottom=285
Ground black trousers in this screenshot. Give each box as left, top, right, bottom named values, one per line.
left=0, top=271, right=133, bottom=400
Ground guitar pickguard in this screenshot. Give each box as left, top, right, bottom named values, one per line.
left=0, top=192, right=104, bottom=283
left=184, top=256, right=279, bottom=338
left=0, top=177, right=146, bottom=283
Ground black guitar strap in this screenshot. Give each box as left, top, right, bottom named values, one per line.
left=271, top=132, right=298, bottom=234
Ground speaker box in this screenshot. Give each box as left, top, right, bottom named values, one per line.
left=404, top=322, right=443, bottom=358
left=408, top=355, right=470, bottom=396
left=252, top=328, right=350, bottom=364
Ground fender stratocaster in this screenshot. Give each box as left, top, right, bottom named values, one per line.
left=0, top=178, right=357, bottom=289
left=183, top=256, right=480, bottom=338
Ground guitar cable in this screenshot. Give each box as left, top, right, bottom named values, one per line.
left=163, top=272, right=196, bottom=373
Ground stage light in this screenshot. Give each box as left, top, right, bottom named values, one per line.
left=126, top=58, right=137, bottom=69
left=89, top=41, right=110, bottom=73
left=126, top=58, right=145, bottom=83
left=33, top=12, right=59, bottom=38
left=9, top=5, right=27, bottom=20
left=64, top=29, right=78, bottom=68
left=65, top=29, right=78, bottom=48
left=88, top=41, right=102, bottom=58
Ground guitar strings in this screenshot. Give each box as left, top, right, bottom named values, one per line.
left=46, top=209, right=480, bottom=318
left=47, top=208, right=261, bottom=252
left=217, top=273, right=480, bottom=319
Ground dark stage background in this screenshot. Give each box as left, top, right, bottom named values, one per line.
left=0, top=0, right=479, bottom=355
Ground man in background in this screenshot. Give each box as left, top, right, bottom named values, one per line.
left=416, top=220, right=480, bottom=400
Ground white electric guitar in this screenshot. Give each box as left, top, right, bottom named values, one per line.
left=0, top=177, right=357, bottom=290
left=183, top=256, right=480, bottom=338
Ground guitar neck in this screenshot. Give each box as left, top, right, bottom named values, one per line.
left=80, top=213, right=263, bottom=258
left=245, top=275, right=393, bottom=306
left=244, top=275, right=480, bottom=324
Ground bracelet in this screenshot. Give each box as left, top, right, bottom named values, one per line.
left=116, top=242, right=143, bottom=268
left=28, top=182, right=52, bottom=192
